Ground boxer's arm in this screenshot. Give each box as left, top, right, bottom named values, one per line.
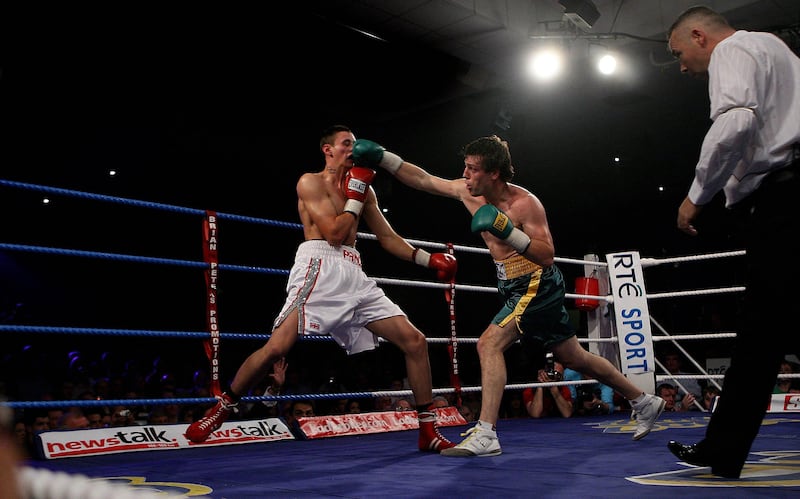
left=353, top=139, right=464, bottom=200
left=342, top=166, right=376, bottom=216
left=471, top=195, right=555, bottom=267
left=471, top=204, right=531, bottom=254
left=361, top=191, right=417, bottom=259
left=361, top=195, right=455, bottom=281
left=412, top=248, right=457, bottom=282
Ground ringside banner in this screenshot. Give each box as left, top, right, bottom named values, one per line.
left=37, top=418, right=294, bottom=459
left=296, top=407, right=465, bottom=440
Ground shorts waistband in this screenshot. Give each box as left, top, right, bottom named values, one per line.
left=494, top=254, right=541, bottom=280
left=297, top=240, right=362, bottom=267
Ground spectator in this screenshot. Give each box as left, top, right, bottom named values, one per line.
left=523, top=363, right=573, bottom=418
left=147, top=408, right=169, bottom=425
left=84, top=409, right=107, bottom=429
left=21, top=410, right=49, bottom=456
left=373, top=395, right=394, bottom=412
left=702, top=386, right=721, bottom=412
left=774, top=360, right=800, bottom=394
left=287, top=400, right=315, bottom=422
left=13, top=418, right=27, bottom=450
left=180, top=406, right=200, bottom=424
left=347, top=400, right=362, bottom=414
left=387, top=378, right=406, bottom=407
left=284, top=400, right=316, bottom=437
left=563, top=367, right=616, bottom=415
left=661, top=351, right=704, bottom=406
left=657, top=383, right=696, bottom=412
left=328, top=398, right=349, bottom=415
left=395, top=399, right=413, bottom=412
left=56, top=407, right=89, bottom=430
left=109, top=405, right=136, bottom=427
left=458, top=404, right=476, bottom=422
left=47, top=408, right=64, bottom=430
left=431, top=396, right=449, bottom=408
left=501, top=391, right=527, bottom=418
left=158, top=390, right=181, bottom=424
left=247, top=359, right=288, bottom=419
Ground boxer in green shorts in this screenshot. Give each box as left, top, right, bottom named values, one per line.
left=354, top=135, right=665, bottom=456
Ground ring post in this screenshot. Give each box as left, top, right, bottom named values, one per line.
left=606, top=251, right=655, bottom=394
left=584, top=253, right=620, bottom=370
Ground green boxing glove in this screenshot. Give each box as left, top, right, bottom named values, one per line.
left=471, top=204, right=531, bottom=254
left=352, top=139, right=403, bottom=174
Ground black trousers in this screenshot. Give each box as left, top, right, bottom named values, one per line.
left=702, top=163, right=800, bottom=471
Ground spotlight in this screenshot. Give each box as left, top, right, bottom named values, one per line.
left=597, top=54, right=617, bottom=75
left=527, top=48, right=565, bottom=81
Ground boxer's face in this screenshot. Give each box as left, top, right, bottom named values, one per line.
left=328, top=131, right=356, bottom=167
left=463, top=155, right=489, bottom=197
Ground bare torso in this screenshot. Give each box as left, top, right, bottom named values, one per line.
left=297, top=170, right=360, bottom=247
left=459, top=182, right=545, bottom=262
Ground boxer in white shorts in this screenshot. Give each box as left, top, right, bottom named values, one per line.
left=186, top=125, right=458, bottom=453
left=274, top=240, right=403, bottom=355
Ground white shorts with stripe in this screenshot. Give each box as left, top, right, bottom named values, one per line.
left=273, top=240, right=405, bottom=355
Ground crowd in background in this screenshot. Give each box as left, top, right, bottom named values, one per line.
left=4, top=334, right=798, bottom=459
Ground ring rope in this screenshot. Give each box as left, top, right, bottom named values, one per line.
left=0, top=325, right=478, bottom=343
left=651, top=332, right=738, bottom=341
left=1, top=179, right=751, bottom=421
left=651, top=316, right=725, bottom=390
left=0, top=179, right=302, bottom=230
left=0, top=242, right=607, bottom=299
left=17, top=466, right=178, bottom=499
left=640, top=250, right=746, bottom=268
left=646, top=286, right=746, bottom=300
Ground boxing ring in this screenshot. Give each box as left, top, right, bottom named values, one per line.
left=2, top=179, right=800, bottom=498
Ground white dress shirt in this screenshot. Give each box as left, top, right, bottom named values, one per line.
left=688, top=30, right=800, bottom=207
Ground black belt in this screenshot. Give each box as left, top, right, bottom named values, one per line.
left=732, top=145, right=800, bottom=212
left=765, top=161, right=800, bottom=183
left=762, top=165, right=798, bottom=186
left=760, top=145, right=800, bottom=187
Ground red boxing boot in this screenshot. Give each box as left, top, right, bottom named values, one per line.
left=418, top=410, right=456, bottom=452
left=185, top=393, right=238, bottom=443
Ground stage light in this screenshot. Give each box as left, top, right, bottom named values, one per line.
left=558, top=0, right=600, bottom=31
left=527, top=47, right=565, bottom=81
left=597, top=53, right=617, bottom=75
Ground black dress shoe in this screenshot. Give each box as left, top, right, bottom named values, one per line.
left=667, top=440, right=710, bottom=467
left=667, top=440, right=742, bottom=479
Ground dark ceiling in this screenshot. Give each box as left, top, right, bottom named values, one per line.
left=4, top=1, right=800, bottom=261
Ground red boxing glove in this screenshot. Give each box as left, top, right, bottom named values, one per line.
left=343, top=166, right=376, bottom=216
left=413, top=249, right=457, bottom=282
left=430, top=253, right=457, bottom=282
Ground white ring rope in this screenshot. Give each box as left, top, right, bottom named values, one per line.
left=17, top=465, right=199, bottom=499
left=640, top=250, right=746, bottom=268
left=646, top=286, right=746, bottom=300
left=651, top=316, right=725, bottom=392
left=361, top=233, right=747, bottom=406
